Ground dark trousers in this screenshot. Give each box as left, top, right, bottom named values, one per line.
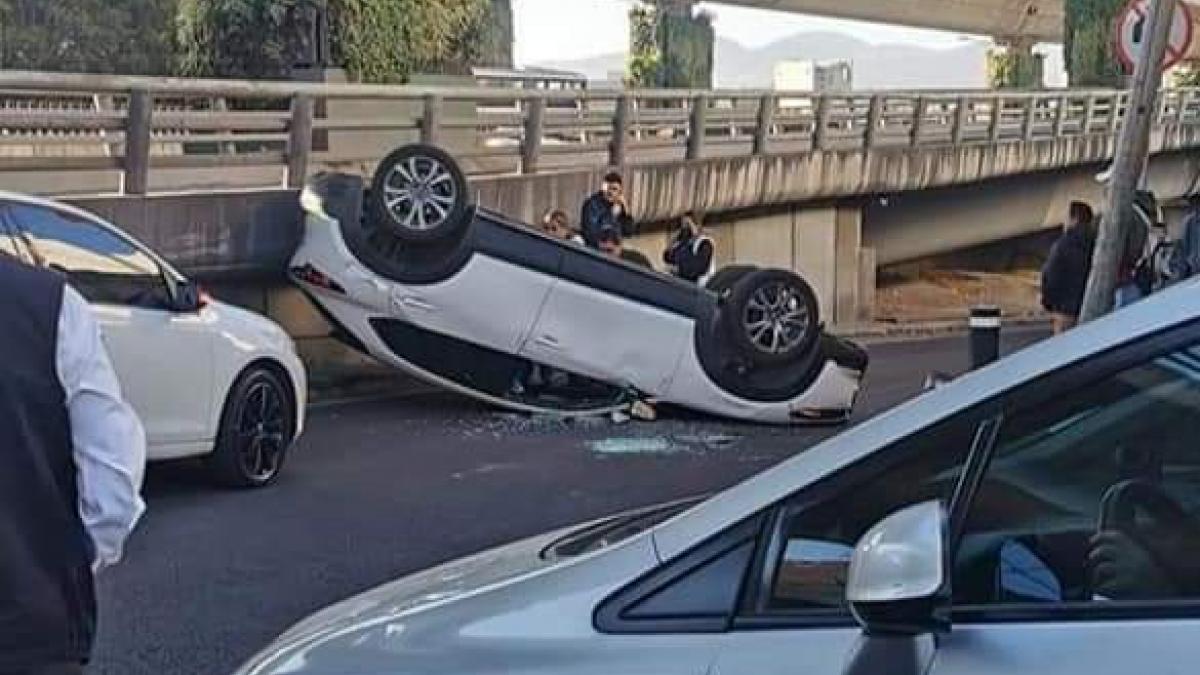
left=2, top=665, right=84, bottom=675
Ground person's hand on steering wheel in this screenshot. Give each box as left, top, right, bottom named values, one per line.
left=1088, top=529, right=1174, bottom=599
left=1088, top=480, right=1200, bottom=600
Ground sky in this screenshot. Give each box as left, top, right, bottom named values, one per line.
left=512, top=0, right=989, bottom=67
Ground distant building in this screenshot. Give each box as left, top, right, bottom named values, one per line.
left=472, top=66, right=588, bottom=92
left=815, top=61, right=853, bottom=92
left=773, top=60, right=854, bottom=93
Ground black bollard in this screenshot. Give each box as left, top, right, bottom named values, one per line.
left=968, top=305, right=1001, bottom=370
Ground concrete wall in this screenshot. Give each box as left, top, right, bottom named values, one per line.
left=65, top=189, right=302, bottom=279
left=865, top=149, right=1200, bottom=266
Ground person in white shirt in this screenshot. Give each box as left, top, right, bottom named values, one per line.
left=0, top=255, right=145, bottom=675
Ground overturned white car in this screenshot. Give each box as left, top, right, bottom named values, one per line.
left=291, top=144, right=866, bottom=424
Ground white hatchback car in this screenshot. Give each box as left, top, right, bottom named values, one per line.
left=237, top=279, right=1200, bottom=674
left=0, top=193, right=306, bottom=488
left=291, top=144, right=866, bottom=424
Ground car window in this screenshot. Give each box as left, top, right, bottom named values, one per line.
left=0, top=221, right=20, bottom=260
left=756, top=412, right=981, bottom=615
left=596, top=513, right=765, bottom=634
left=4, top=203, right=171, bottom=308
left=954, top=342, right=1200, bottom=609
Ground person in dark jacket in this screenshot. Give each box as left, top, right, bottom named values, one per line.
left=598, top=227, right=653, bottom=269
left=1171, top=195, right=1200, bottom=282
left=0, top=256, right=145, bottom=674
left=1042, top=201, right=1097, bottom=334
left=580, top=171, right=635, bottom=249
left=663, top=211, right=715, bottom=284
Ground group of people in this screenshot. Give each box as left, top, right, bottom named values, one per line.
left=1042, top=194, right=1200, bottom=334
left=539, top=171, right=715, bottom=285
left=509, top=172, right=716, bottom=406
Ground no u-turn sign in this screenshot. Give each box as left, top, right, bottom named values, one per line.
left=1115, top=0, right=1194, bottom=73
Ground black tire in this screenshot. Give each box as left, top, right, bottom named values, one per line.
left=207, top=367, right=295, bottom=489
left=723, top=269, right=821, bottom=366
left=705, top=265, right=757, bottom=295
left=368, top=144, right=470, bottom=244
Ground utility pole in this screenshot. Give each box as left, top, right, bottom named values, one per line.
left=1079, top=0, right=1176, bottom=322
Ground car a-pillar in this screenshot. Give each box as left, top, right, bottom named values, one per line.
left=713, top=203, right=873, bottom=328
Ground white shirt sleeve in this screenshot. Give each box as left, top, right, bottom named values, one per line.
left=56, top=285, right=147, bottom=572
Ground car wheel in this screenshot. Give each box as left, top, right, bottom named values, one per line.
left=722, top=269, right=820, bottom=366
left=368, top=144, right=470, bottom=244
left=705, top=265, right=757, bottom=295
left=208, top=367, right=295, bottom=489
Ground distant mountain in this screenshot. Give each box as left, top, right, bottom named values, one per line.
left=532, top=32, right=994, bottom=90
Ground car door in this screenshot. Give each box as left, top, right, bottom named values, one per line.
left=2, top=201, right=216, bottom=453
left=699, top=408, right=989, bottom=675
left=521, top=248, right=694, bottom=394
left=926, top=334, right=1200, bottom=675
left=388, top=223, right=560, bottom=357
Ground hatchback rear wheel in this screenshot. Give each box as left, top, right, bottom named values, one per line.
left=368, top=144, right=470, bottom=244
left=722, top=270, right=820, bottom=366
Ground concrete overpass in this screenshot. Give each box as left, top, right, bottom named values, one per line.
left=691, top=0, right=1064, bottom=42
left=3, top=71, right=1200, bottom=374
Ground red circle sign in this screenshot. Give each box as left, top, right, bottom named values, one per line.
left=1115, top=0, right=1194, bottom=73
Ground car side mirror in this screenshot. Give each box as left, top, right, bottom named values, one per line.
left=170, top=279, right=208, bottom=313
left=846, top=500, right=949, bottom=637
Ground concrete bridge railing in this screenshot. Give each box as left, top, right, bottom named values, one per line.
left=1, top=70, right=1198, bottom=197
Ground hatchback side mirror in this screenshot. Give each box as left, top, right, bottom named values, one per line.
left=846, top=500, right=949, bottom=637
left=170, top=279, right=208, bottom=313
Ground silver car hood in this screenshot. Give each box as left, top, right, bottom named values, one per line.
left=239, top=530, right=565, bottom=673
left=236, top=506, right=668, bottom=675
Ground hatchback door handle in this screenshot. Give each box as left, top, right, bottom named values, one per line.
left=399, top=296, right=435, bottom=312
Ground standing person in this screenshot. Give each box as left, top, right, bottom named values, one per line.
left=598, top=227, right=653, bottom=269
left=1042, top=201, right=1097, bottom=334
left=0, top=256, right=146, bottom=675
left=663, top=211, right=715, bottom=284
left=1170, top=194, right=1200, bottom=283
left=580, top=171, right=635, bottom=249
left=1113, top=191, right=1155, bottom=308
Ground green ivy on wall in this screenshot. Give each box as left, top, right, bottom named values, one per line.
left=330, top=0, right=491, bottom=83
left=1172, top=61, right=1200, bottom=86
left=629, top=4, right=661, bottom=87
left=627, top=2, right=713, bottom=89
left=0, top=0, right=176, bottom=75
left=1065, top=0, right=1126, bottom=87
left=176, top=0, right=495, bottom=82
left=987, top=47, right=1045, bottom=89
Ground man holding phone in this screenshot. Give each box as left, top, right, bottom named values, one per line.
left=663, top=211, right=715, bottom=284
left=580, top=171, right=635, bottom=250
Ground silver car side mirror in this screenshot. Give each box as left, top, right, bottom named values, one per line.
left=846, top=500, right=949, bottom=636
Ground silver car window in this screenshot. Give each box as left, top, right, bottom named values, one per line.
left=955, top=344, right=1200, bottom=608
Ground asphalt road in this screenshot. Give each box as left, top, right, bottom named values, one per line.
left=91, top=329, right=1045, bottom=675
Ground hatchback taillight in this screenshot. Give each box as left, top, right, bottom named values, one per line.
left=290, top=264, right=346, bottom=294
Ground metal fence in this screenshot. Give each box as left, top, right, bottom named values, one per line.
left=0, top=70, right=1197, bottom=196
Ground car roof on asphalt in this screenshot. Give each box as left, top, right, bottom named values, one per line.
left=653, top=279, right=1200, bottom=560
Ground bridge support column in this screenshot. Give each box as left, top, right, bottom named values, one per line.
left=727, top=205, right=872, bottom=328
left=793, top=205, right=870, bottom=327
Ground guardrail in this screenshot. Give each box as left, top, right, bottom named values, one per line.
left=0, top=71, right=1198, bottom=196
